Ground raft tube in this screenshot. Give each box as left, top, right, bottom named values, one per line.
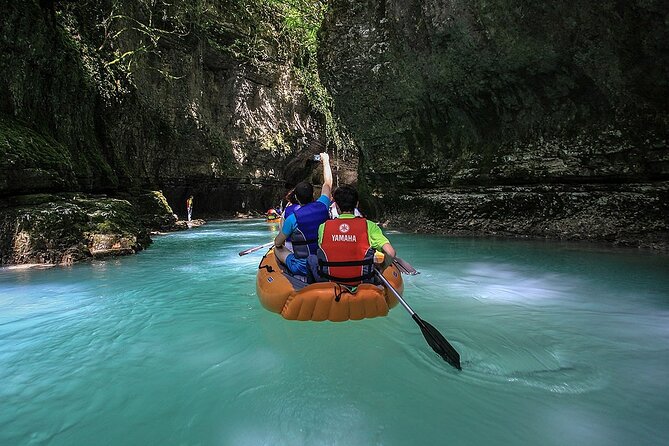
left=256, top=249, right=401, bottom=322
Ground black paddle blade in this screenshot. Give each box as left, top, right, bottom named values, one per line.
left=413, top=314, right=461, bottom=370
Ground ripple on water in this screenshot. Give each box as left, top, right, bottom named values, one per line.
left=453, top=346, right=606, bottom=395
left=2, top=222, right=668, bottom=446
left=222, top=374, right=382, bottom=445
left=392, top=317, right=607, bottom=395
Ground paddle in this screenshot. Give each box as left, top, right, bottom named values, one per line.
left=238, top=242, right=273, bottom=256
left=393, top=256, right=419, bottom=275
left=375, top=268, right=461, bottom=370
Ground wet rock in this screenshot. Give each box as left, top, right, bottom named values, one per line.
left=123, top=190, right=178, bottom=232
left=89, top=234, right=137, bottom=259
left=164, top=218, right=207, bottom=232
left=384, top=182, right=669, bottom=251
left=320, top=0, right=669, bottom=248
left=0, top=191, right=175, bottom=266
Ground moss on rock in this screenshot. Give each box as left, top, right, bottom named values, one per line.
left=122, top=190, right=178, bottom=232
left=0, top=118, right=78, bottom=194
left=0, top=193, right=155, bottom=265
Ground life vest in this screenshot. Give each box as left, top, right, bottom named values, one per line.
left=291, top=201, right=329, bottom=258
left=317, top=218, right=375, bottom=286
left=283, top=203, right=300, bottom=220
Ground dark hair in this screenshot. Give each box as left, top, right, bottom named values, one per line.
left=333, top=185, right=358, bottom=213
left=284, top=189, right=296, bottom=204
left=294, top=181, right=314, bottom=204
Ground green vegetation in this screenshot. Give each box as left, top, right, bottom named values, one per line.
left=0, top=119, right=78, bottom=192
left=270, top=0, right=350, bottom=153
left=0, top=119, right=74, bottom=170
left=195, top=1, right=344, bottom=150
left=52, top=0, right=345, bottom=180
left=260, top=131, right=291, bottom=155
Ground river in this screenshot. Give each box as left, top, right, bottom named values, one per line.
left=1, top=220, right=668, bottom=445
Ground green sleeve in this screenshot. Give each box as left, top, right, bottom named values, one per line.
left=366, top=220, right=390, bottom=251
left=318, top=222, right=325, bottom=244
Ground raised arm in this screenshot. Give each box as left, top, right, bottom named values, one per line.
left=320, top=152, right=333, bottom=198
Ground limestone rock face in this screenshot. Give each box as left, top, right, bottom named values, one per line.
left=0, top=1, right=327, bottom=264
left=0, top=0, right=325, bottom=213
left=0, top=191, right=175, bottom=266
left=320, top=0, right=669, bottom=247
left=389, top=182, right=669, bottom=249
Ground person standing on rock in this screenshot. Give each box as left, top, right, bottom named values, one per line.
left=273, top=153, right=332, bottom=276
left=186, top=195, right=194, bottom=222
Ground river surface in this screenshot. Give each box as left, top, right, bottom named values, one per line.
left=1, top=220, right=668, bottom=445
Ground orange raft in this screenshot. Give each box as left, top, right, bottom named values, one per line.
left=266, top=209, right=280, bottom=222
left=256, top=249, right=401, bottom=322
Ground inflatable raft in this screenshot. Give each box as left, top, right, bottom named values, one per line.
left=256, top=249, right=401, bottom=321
left=266, top=209, right=280, bottom=222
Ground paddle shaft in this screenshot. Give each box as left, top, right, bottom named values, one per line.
left=375, top=268, right=462, bottom=370
left=392, top=256, right=419, bottom=275
left=238, top=242, right=273, bottom=256
left=375, top=269, right=415, bottom=315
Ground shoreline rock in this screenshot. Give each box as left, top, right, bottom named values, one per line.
left=0, top=190, right=177, bottom=266
left=381, top=181, right=669, bottom=253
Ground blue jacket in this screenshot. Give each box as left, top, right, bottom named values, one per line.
left=291, top=201, right=329, bottom=258
left=283, top=203, right=300, bottom=220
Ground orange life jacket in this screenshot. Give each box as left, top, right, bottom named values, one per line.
left=317, top=218, right=375, bottom=286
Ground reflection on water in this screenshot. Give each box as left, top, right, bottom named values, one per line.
left=1, top=220, right=668, bottom=445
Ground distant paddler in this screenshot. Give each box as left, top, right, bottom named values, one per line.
left=266, top=208, right=280, bottom=222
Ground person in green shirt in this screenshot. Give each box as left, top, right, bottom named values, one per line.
left=307, top=185, right=396, bottom=285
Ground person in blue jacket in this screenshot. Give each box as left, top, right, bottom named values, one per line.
left=273, top=152, right=332, bottom=276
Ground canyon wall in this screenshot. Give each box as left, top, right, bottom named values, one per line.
left=319, top=0, right=668, bottom=248
left=2, top=0, right=668, bottom=265
left=0, top=0, right=332, bottom=264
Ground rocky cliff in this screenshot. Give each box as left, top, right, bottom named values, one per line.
left=1, top=0, right=331, bottom=213
left=2, top=0, right=668, bottom=266
left=319, top=0, right=669, bottom=248
left=0, top=0, right=335, bottom=265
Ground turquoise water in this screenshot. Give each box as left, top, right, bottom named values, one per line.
left=1, top=220, right=668, bottom=446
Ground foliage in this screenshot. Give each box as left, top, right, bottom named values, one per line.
left=0, top=118, right=74, bottom=170
left=60, top=0, right=340, bottom=146
left=263, top=0, right=328, bottom=60
left=260, top=131, right=292, bottom=155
